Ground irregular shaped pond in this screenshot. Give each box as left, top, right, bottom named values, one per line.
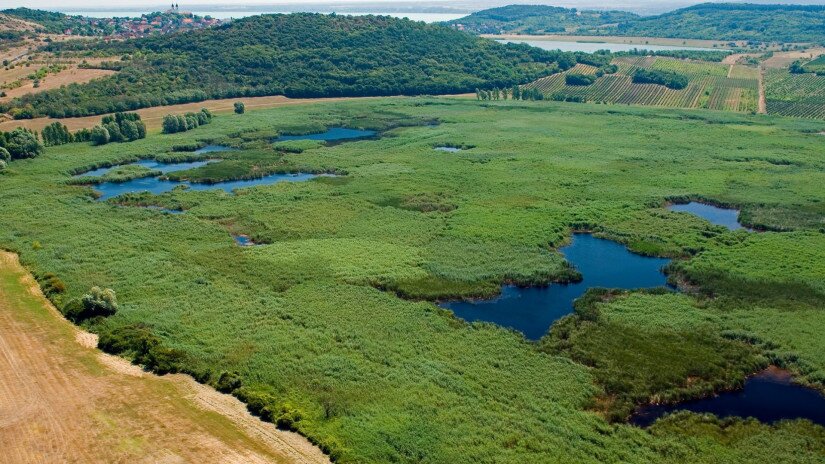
left=75, top=160, right=214, bottom=178
left=232, top=234, right=259, bottom=246
left=669, top=202, right=749, bottom=231
left=93, top=172, right=324, bottom=201
left=631, top=367, right=825, bottom=427
left=274, top=127, right=376, bottom=142
left=440, top=234, right=672, bottom=340
left=434, top=146, right=462, bottom=153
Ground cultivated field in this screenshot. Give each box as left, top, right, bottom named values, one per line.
left=524, top=56, right=759, bottom=113
left=764, top=69, right=825, bottom=119
left=0, top=251, right=328, bottom=464
left=483, top=34, right=738, bottom=49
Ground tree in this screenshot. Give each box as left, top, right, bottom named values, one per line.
left=4, top=128, right=43, bottom=159
left=42, top=122, right=72, bottom=146
left=162, top=114, right=180, bottom=134
left=234, top=102, right=245, bottom=114
left=104, top=121, right=124, bottom=142
left=0, top=147, right=10, bottom=162
left=121, top=120, right=140, bottom=141
left=90, top=125, right=110, bottom=145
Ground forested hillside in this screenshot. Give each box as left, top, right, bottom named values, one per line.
left=1, top=13, right=574, bottom=118
left=447, top=5, right=638, bottom=35
left=450, top=3, right=825, bottom=44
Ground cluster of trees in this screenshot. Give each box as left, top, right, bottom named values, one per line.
left=0, top=128, right=44, bottom=160
left=632, top=68, right=689, bottom=90
left=90, top=112, right=147, bottom=146
left=476, top=86, right=544, bottom=101
left=162, top=108, right=213, bottom=134
left=1, top=14, right=576, bottom=118
left=565, top=73, right=597, bottom=86
left=790, top=58, right=825, bottom=76
left=41, top=122, right=73, bottom=146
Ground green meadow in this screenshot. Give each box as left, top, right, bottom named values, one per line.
left=1, top=97, right=824, bottom=462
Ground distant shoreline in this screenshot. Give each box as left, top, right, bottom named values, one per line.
left=482, top=34, right=740, bottom=49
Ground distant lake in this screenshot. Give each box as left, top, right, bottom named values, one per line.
left=497, top=39, right=724, bottom=53
left=60, top=10, right=465, bottom=22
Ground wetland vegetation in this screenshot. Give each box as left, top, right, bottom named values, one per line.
left=2, top=96, right=824, bottom=462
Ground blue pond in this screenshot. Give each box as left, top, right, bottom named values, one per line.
left=75, top=159, right=323, bottom=201
left=669, top=202, right=748, bottom=231
left=274, top=127, right=376, bottom=142
left=233, top=235, right=258, bottom=246
left=435, top=146, right=462, bottom=153
left=440, top=234, right=672, bottom=340
left=631, top=368, right=825, bottom=427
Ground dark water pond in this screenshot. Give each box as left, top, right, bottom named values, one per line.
left=434, top=146, right=462, bottom=153
left=631, top=368, right=825, bottom=427
left=77, top=160, right=215, bottom=178
left=669, top=202, right=748, bottom=231
left=440, top=234, right=672, bottom=340
left=274, top=127, right=376, bottom=142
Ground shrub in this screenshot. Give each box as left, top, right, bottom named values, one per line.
left=234, top=101, right=245, bottom=114
left=215, top=371, right=243, bottom=393
left=90, top=125, right=110, bottom=145
left=0, top=147, right=9, bottom=162
left=565, top=73, right=597, bottom=86
left=66, top=286, right=118, bottom=321
left=97, top=323, right=188, bottom=374
left=2, top=128, right=44, bottom=159
left=0, top=160, right=6, bottom=172
left=632, top=68, right=689, bottom=89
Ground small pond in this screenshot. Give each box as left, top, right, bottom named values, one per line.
left=434, top=146, right=462, bottom=153
left=274, top=127, right=376, bottom=142
left=440, top=234, right=672, bottom=340
left=631, top=368, right=825, bottom=427
left=193, top=144, right=236, bottom=154
left=669, top=202, right=749, bottom=231
left=232, top=234, right=259, bottom=246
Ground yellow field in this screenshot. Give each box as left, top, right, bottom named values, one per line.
left=0, top=251, right=329, bottom=464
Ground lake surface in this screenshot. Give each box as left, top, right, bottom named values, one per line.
left=440, top=234, right=672, bottom=340
left=274, top=128, right=376, bottom=142
left=497, top=39, right=724, bottom=53
left=631, top=368, right=825, bottom=427
left=669, top=202, right=748, bottom=231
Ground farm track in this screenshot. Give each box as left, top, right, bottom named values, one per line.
left=758, top=66, right=767, bottom=114
left=0, top=251, right=329, bottom=464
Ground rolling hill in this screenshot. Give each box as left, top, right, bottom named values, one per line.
left=450, top=3, right=825, bottom=44
left=1, top=13, right=574, bottom=118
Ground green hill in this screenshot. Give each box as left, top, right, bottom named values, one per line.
left=447, top=5, right=639, bottom=35
left=2, top=13, right=574, bottom=118
left=450, top=3, right=825, bottom=44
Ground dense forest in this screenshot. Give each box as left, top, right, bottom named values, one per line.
left=450, top=3, right=825, bottom=44
left=0, top=14, right=575, bottom=118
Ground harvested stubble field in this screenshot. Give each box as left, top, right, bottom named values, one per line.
left=0, top=251, right=328, bottom=464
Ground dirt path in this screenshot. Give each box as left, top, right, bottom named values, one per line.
left=727, top=64, right=734, bottom=78
left=757, top=65, right=767, bottom=114
left=0, top=251, right=329, bottom=464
